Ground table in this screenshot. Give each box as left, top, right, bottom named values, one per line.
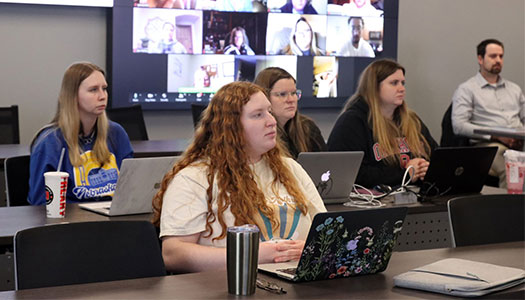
left=0, top=144, right=28, bottom=164
left=0, top=186, right=504, bottom=248
left=1, top=242, right=523, bottom=299
left=474, top=127, right=525, bottom=140
left=0, top=187, right=508, bottom=291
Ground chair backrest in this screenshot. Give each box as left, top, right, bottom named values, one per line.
left=191, top=103, right=207, bottom=129
left=447, top=194, right=525, bottom=247
left=0, top=105, right=20, bottom=144
left=14, top=220, right=166, bottom=290
left=4, top=155, right=31, bottom=206
left=106, top=105, right=149, bottom=140
left=440, top=103, right=470, bottom=147
left=440, top=104, right=500, bottom=187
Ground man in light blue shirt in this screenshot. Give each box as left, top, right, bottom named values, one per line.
left=452, top=39, right=525, bottom=188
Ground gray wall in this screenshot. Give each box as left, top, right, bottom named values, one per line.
left=0, top=0, right=524, bottom=144
left=0, top=4, right=107, bottom=144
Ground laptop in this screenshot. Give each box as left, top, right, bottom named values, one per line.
left=259, top=207, right=408, bottom=282
left=79, top=156, right=179, bottom=216
left=420, top=146, right=497, bottom=196
left=297, top=151, right=364, bottom=204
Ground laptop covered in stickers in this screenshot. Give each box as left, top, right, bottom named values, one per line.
left=79, top=156, right=178, bottom=216
left=258, top=207, right=407, bottom=282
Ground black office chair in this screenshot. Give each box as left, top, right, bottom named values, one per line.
left=14, top=220, right=166, bottom=290
left=440, top=103, right=470, bottom=147
left=191, top=103, right=208, bottom=129
left=447, top=194, right=525, bottom=247
left=4, top=155, right=31, bottom=206
left=440, top=103, right=499, bottom=187
left=0, top=105, right=20, bottom=144
left=106, top=105, right=149, bottom=140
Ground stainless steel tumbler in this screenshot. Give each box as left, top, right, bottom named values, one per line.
left=227, top=224, right=260, bottom=295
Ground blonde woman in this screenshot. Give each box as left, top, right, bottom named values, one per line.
left=280, top=18, right=324, bottom=56
left=327, top=59, right=438, bottom=188
left=29, top=62, right=133, bottom=205
left=152, top=81, right=326, bottom=273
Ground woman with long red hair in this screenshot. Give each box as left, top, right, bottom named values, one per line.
left=152, top=81, right=326, bottom=273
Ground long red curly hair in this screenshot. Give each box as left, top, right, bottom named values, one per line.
left=152, top=81, right=309, bottom=240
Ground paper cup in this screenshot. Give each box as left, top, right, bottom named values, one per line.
left=504, top=150, right=525, bottom=194
left=44, top=171, right=69, bottom=218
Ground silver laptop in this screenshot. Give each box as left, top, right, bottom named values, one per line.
left=79, top=156, right=178, bottom=216
left=297, top=151, right=364, bottom=204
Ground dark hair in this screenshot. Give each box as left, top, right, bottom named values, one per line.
left=253, top=66, right=295, bottom=92
left=477, top=39, right=504, bottom=57
left=348, top=16, right=364, bottom=26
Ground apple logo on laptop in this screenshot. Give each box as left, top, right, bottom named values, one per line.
left=321, top=170, right=330, bottom=182
left=316, top=170, right=333, bottom=196
left=454, top=166, right=464, bottom=176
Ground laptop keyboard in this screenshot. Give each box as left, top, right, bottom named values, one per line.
left=277, top=267, right=297, bottom=276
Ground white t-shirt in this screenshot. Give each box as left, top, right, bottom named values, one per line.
left=160, top=157, right=327, bottom=247
left=338, top=38, right=375, bottom=57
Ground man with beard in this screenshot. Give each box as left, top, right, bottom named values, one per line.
left=338, top=17, right=375, bottom=57
left=452, top=39, right=525, bottom=188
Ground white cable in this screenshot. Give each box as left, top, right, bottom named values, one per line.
left=345, top=166, right=418, bottom=208
left=344, top=184, right=386, bottom=208
left=402, top=165, right=414, bottom=188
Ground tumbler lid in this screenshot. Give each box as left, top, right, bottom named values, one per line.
left=227, top=224, right=260, bottom=233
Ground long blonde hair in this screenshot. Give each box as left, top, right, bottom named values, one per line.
left=343, top=59, right=431, bottom=165
left=152, top=81, right=309, bottom=240
left=33, top=62, right=111, bottom=167
left=282, top=18, right=323, bottom=56
left=254, top=67, right=313, bottom=154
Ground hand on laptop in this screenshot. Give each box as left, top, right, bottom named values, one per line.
left=406, top=158, right=430, bottom=182
left=259, top=240, right=305, bottom=264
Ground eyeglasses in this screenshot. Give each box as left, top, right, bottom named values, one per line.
left=270, top=89, right=302, bottom=100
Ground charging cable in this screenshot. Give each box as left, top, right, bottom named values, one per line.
left=344, top=165, right=418, bottom=208
left=345, top=184, right=386, bottom=208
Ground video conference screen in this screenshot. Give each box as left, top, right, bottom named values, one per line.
left=0, top=0, right=112, bottom=6
left=110, top=0, right=398, bottom=109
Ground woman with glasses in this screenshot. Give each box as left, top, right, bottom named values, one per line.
left=255, top=67, right=326, bottom=158
left=327, top=59, right=437, bottom=188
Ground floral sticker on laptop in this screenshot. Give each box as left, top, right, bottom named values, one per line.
left=295, top=215, right=404, bottom=281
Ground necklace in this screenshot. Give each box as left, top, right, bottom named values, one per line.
left=79, top=130, right=96, bottom=145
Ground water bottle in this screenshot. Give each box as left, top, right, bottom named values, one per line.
left=226, top=224, right=260, bottom=295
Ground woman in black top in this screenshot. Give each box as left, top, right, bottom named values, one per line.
left=328, top=59, right=438, bottom=188
left=254, top=67, right=326, bottom=158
